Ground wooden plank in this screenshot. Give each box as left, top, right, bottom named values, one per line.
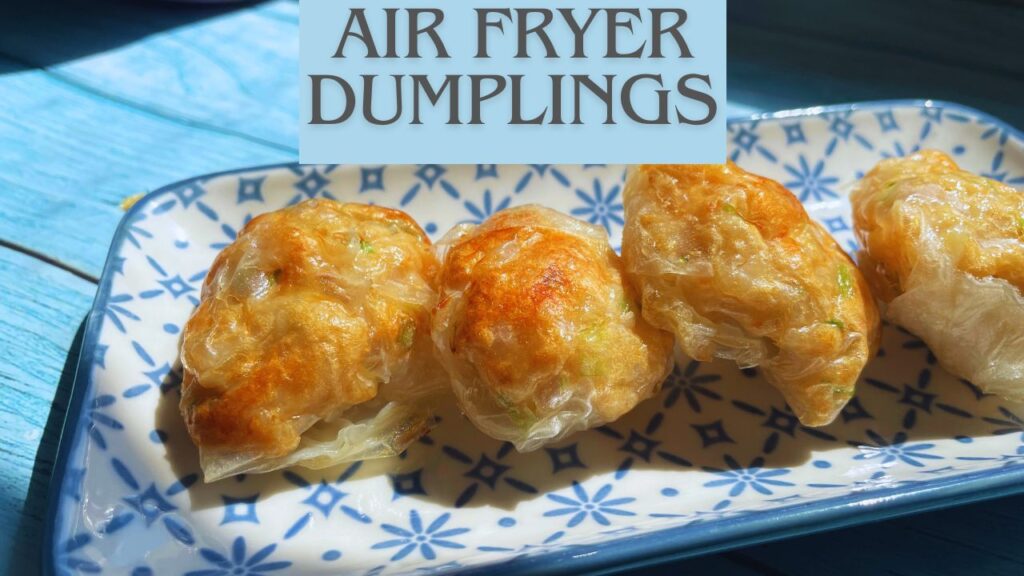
left=0, top=56, right=293, bottom=277
left=0, top=0, right=299, bottom=148
left=0, top=247, right=95, bottom=573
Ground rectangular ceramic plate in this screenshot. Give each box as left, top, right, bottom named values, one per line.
left=46, top=101, right=1024, bottom=576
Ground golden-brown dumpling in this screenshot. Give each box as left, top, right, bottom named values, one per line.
left=180, top=199, right=446, bottom=481
left=431, top=205, right=674, bottom=451
left=851, top=150, right=1024, bottom=399
left=622, top=164, right=880, bottom=426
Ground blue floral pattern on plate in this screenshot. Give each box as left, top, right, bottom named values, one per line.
left=47, top=101, right=1024, bottom=575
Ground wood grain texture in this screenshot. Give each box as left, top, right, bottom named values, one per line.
left=0, top=0, right=298, bottom=147
left=0, top=247, right=95, bottom=573
left=0, top=55, right=292, bottom=277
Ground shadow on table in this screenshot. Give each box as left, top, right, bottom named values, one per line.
left=0, top=0, right=267, bottom=72
left=6, top=318, right=86, bottom=575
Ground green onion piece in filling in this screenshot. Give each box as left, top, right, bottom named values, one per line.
left=837, top=265, right=854, bottom=298
left=398, top=322, right=416, bottom=348
left=825, top=318, right=845, bottom=330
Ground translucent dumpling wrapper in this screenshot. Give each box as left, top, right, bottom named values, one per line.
left=432, top=205, right=674, bottom=451
left=180, top=200, right=447, bottom=481
left=622, top=164, right=880, bottom=426
left=851, top=150, right=1024, bottom=400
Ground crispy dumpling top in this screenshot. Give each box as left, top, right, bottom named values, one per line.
left=852, top=149, right=1024, bottom=300
left=623, top=163, right=880, bottom=426
left=851, top=150, right=1024, bottom=399
left=180, top=199, right=444, bottom=480
left=432, top=205, right=674, bottom=450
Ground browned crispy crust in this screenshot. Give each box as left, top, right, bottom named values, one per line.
left=623, top=163, right=880, bottom=426
left=432, top=205, right=674, bottom=449
left=849, top=150, right=1024, bottom=401
left=852, top=150, right=1024, bottom=298
left=180, top=199, right=440, bottom=460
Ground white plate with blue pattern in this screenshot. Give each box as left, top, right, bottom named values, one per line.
left=46, top=101, right=1024, bottom=576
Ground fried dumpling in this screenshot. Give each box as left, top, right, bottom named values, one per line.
left=431, top=205, right=674, bottom=451
left=180, top=199, right=446, bottom=481
left=622, top=163, right=880, bottom=426
left=851, top=150, right=1024, bottom=399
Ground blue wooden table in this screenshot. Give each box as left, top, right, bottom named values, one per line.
left=1, top=0, right=1022, bottom=573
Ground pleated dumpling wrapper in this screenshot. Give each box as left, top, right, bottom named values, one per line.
left=622, top=164, right=880, bottom=426
left=432, top=205, right=674, bottom=451
left=180, top=200, right=447, bottom=481
left=851, top=150, right=1024, bottom=399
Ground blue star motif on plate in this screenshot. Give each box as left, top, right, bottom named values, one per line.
left=823, top=216, right=849, bottom=233
left=570, top=178, right=623, bottom=233
left=390, top=469, right=427, bottom=500
left=597, top=412, right=691, bottom=478
left=294, top=169, right=331, bottom=199
left=236, top=177, right=265, bottom=204
left=416, top=164, right=446, bottom=188
left=898, top=369, right=937, bottom=428
left=703, top=455, right=794, bottom=497
left=211, top=214, right=253, bottom=250
left=692, top=420, right=734, bottom=448
left=463, top=189, right=511, bottom=224
left=372, top=511, right=469, bottom=561
left=221, top=494, right=259, bottom=525
left=836, top=395, right=872, bottom=423
left=104, top=293, right=139, bottom=333
left=982, top=150, right=1024, bottom=184
left=853, top=430, right=943, bottom=467
left=281, top=463, right=369, bottom=539
left=174, top=182, right=206, bottom=208
left=401, top=165, right=459, bottom=204
left=783, top=155, right=839, bottom=203
left=828, top=115, right=854, bottom=140
left=662, top=360, right=721, bottom=411
left=360, top=166, right=386, bottom=192
left=732, top=126, right=759, bottom=152
left=465, top=454, right=510, bottom=488
left=475, top=164, right=499, bottom=180
left=984, top=406, right=1024, bottom=442
left=303, top=481, right=346, bottom=517
left=55, top=533, right=101, bottom=575
left=728, top=121, right=778, bottom=162
left=138, top=256, right=204, bottom=305
left=84, top=394, right=123, bottom=450
left=822, top=112, right=873, bottom=154
left=157, top=274, right=196, bottom=299
left=783, top=122, right=806, bottom=145
left=123, top=484, right=176, bottom=526
left=123, top=338, right=181, bottom=398
left=544, top=482, right=636, bottom=528
left=124, top=210, right=153, bottom=249
left=875, top=110, right=899, bottom=132
left=881, top=140, right=921, bottom=159
left=544, top=443, right=586, bottom=474
left=186, top=537, right=292, bottom=576
left=105, top=458, right=197, bottom=544
left=980, top=122, right=1011, bottom=147
left=442, top=443, right=536, bottom=507
left=514, top=164, right=570, bottom=193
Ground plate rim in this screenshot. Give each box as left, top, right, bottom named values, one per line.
left=43, top=99, right=1024, bottom=575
